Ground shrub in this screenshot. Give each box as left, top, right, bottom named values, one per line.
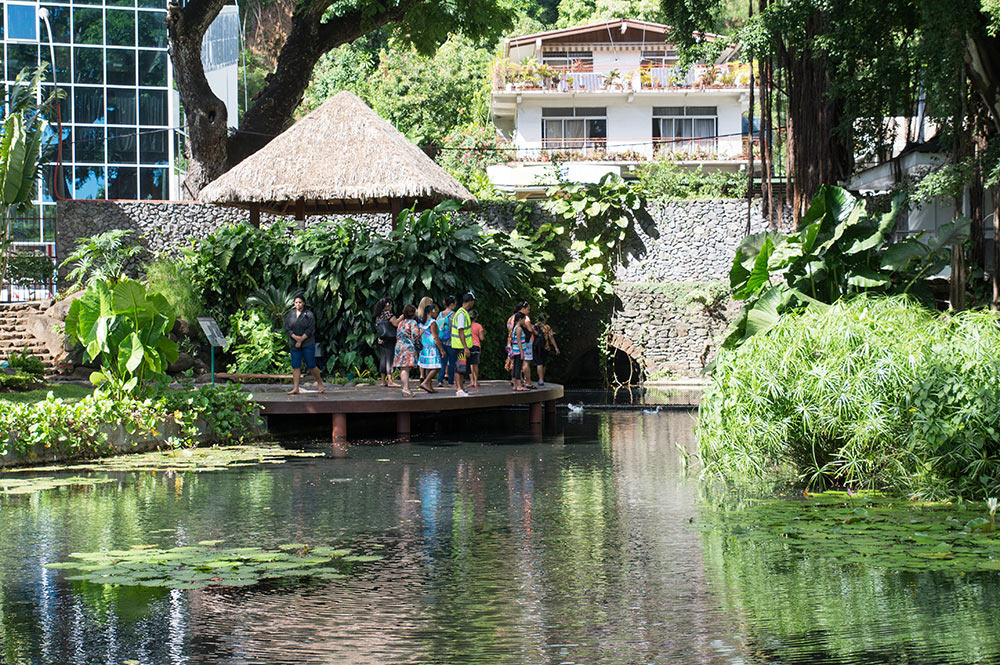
left=226, top=309, right=289, bottom=374
left=436, top=124, right=511, bottom=192
left=0, top=384, right=259, bottom=460
left=635, top=160, right=748, bottom=200
left=7, top=348, right=46, bottom=379
left=145, top=254, right=203, bottom=322
left=699, top=295, right=1000, bottom=499
left=0, top=371, right=40, bottom=391
left=60, top=229, right=142, bottom=289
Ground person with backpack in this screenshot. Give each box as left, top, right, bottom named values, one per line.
left=451, top=293, right=476, bottom=397
left=436, top=296, right=457, bottom=387
left=374, top=297, right=400, bottom=387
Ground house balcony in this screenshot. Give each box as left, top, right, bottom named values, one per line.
left=491, top=62, right=751, bottom=94
left=512, top=135, right=754, bottom=162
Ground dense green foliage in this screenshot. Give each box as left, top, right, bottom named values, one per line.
left=226, top=309, right=289, bottom=374
left=724, top=185, right=968, bottom=349
left=64, top=278, right=179, bottom=398
left=61, top=230, right=142, bottom=290
left=0, top=384, right=258, bottom=460
left=700, top=296, right=1000, bottom=499
left=635, top=160, right=748, bottom=200
left=181, top=202, right=529, bottom=375
left=7, top=348, right=45, bottom=379
left=144, top=254, right=203, bottom=323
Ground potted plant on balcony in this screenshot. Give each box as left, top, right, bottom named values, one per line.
left=719, top=67, right=737, bottom=87
left=602, top=69, right=622, bottom=90
left=699, top=65, right=720, bottom=88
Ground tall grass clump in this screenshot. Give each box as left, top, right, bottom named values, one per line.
left=698, top=295, right=1000, bottom=499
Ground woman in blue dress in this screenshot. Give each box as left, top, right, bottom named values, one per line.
left=417, top=302, right=446, bottom=393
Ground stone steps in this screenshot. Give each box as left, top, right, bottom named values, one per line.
left=0, top=302, right=58, bottom=369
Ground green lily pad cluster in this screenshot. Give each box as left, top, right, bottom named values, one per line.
left=700, top=490, right=1000, bottom=572
left=7, top=444, right=323, bottom=475
left=44, top=543, right=383, bottom=589
left=0, top=476, right=114, bottom=496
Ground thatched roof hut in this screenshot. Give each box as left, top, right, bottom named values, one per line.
left=198, top=91, right=475, bottom=223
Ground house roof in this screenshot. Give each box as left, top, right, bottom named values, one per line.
left=505, top=18, right=721, bottom=49
left=198, top=90, right=475, bottom=216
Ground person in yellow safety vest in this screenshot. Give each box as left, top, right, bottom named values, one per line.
left=451, top=293, right=476, bottom=396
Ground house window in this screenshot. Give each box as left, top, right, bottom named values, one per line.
left=640, top=50, right=678, bottom=68
left=652, top=106, right=717, bottom=154
left=7, top=3, right=37, bottom=42
left=542, top=107, right=606, bottom=151
left=542, top=50, right=593, bottom=71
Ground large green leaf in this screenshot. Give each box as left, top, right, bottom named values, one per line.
left=119, top=332, right=145, bottom=374
left=847, top=267, right=891, bottom=289
left=928, top=217, right=972, bottom=254
left=13, top=117, right=45, bottom=207
left=112, top=278, right=148, bottom=314
left=881, top=239, right=930, bottom=271
left=745, top=285, right=790, bottom=339
left=0, top=114, right=27, bottom=205
left=733, top=236, right=775, bottom=300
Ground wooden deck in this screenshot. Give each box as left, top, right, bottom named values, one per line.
left=252, top=380, right=564, bottom=453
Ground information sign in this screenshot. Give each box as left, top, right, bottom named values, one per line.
left=197, top=317, right=228, bottom=348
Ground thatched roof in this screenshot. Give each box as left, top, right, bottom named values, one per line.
left=198, top=91, right=476, bottom=216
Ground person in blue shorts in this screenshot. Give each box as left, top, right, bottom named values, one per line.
left=284, top=295, right=325, bottom=395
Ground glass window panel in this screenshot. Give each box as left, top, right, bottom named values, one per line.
left=139, top=166, right=167, bottom=199
left=137, top=49, right=165, bottom=86
left=137, top=0, right=163, bottom=8
left=47, top=45, right=72, bottom=82
left=40, top=85, right=71, bottom=125
left=137, top=11, right=166, bottom=47
left=107, top=126, right=136, bottom=162
left=107, top=48, right=136, bottom=85
left=74, top=0, right=103, bottom=6
left=564, top=119, right=585, bottom=140
left=10, top=214, right=39, bottom=242
left=653, top=106, right=683, bottom=117
left=106, top=9, right=135, bottom=46
left=42, top=163, right=72, bottom=200
left=44, top=5, right=71, bottom=43
left=75, top=125, right=105, bottom=162
left=543, top=119, right=562, bottom=140
left=686, top=106, right=717, bottom=116
left=109, top=0, right=134, bottom=7
left=7, top=43, right=38, bottom=79
left=139, top=128, right=167, bottom=164
left=108, top=166, right=137, bottom=198
left=541, top=108, right=573, bottom=118
left=107, top=87, right=136, bottom=124
left=74, top=86, right=104, bottom=124
left=7, top=3, right=37, bottom=40
left=587, top=118, right=606, bottom=140
left=75, top=166, right=106, bottom=199
left=0, top=4, right=5, bottom=38
left=138, top=89, right=167, bottom=125
left=694, top=118, right=715, bottom=138
left=42, top=209, right=55, bottom=241
left=72, top=8, right=103, bottom=45
left=574, top=107, right=605, bottom=117
left=676, top=118, right=693, bottom=138
left=73, top=47, right=103, bottom=84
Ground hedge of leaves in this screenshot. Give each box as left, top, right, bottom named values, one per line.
left=699, top=295, right=1000, bottom=499
left=0, top=384, right=259, bottom=460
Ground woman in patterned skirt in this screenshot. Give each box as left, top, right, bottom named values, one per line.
left=417, top=302, right=446, bottom=393
left=393, top=304, right=421, bottom=397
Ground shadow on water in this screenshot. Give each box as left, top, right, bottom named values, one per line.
left=1, top=410, right=1000, bottom=664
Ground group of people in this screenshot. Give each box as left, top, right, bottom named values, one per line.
left=281, top=292, right=559, bottom=398
left=374, top=295, right=559, bottom=397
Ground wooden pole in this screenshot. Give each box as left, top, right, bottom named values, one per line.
left=295, top=199, right=306, bottom=230
left=390, top=199, right=402, bottom=231
left=249, top=204, right=261, bottom=228
left=331, top=413, right=347, bottom=458
left=396, top=412, right=411, bottom=437
left=528, top=402, right=542, bottom=425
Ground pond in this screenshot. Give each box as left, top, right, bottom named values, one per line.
left=2, top=409, right=1000, bottom=664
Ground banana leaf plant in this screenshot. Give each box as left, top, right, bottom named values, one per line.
left=65, top=278, right=179, bottom=398
left=0, top=66, right=64, bottom=288
left=723, top=185, right=970, bottom=349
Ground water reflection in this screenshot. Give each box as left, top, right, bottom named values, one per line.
left=3, top=411, right=999, bottom=664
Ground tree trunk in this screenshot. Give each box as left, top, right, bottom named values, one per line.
left=167, top=0, right=231, bottom=199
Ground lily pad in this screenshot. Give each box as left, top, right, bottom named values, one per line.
left=46, top=542, right=378, bottom=590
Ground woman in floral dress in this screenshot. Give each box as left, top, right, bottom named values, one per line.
left=417, top=303, right=446, bottom=393
left=393, top=304, right=421, bottom=397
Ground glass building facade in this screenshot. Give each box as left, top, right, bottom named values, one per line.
left=1, top=0, right=238, bottom=251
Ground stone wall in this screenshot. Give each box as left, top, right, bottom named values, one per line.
left=608, top=283, right=735, bottom=379
left=55, top=200, right=393, bottom=263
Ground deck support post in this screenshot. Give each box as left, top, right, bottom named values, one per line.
left=529, top=402, right=543, bottom=425
left=396, top=412, right=411, bottom=437
left=545, top=400, right=556, bottom=416
left=331, top=413, right=348, bottom=458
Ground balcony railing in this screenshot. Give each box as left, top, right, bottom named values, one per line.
left=493, top=62, right=751, bottom=93
left=0, top=242, right=57, bottom=303
left=509, top=135, right=757, bottom=162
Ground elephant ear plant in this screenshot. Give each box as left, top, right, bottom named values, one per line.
left=723, top=185, right=970, bottom=350
left=65, top=278, right=179, bottom=398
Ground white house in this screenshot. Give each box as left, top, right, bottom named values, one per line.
left=488, top=18, right=752, bottom=197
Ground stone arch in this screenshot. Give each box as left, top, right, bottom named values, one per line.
left=607, top=333, right=646, bottom=385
